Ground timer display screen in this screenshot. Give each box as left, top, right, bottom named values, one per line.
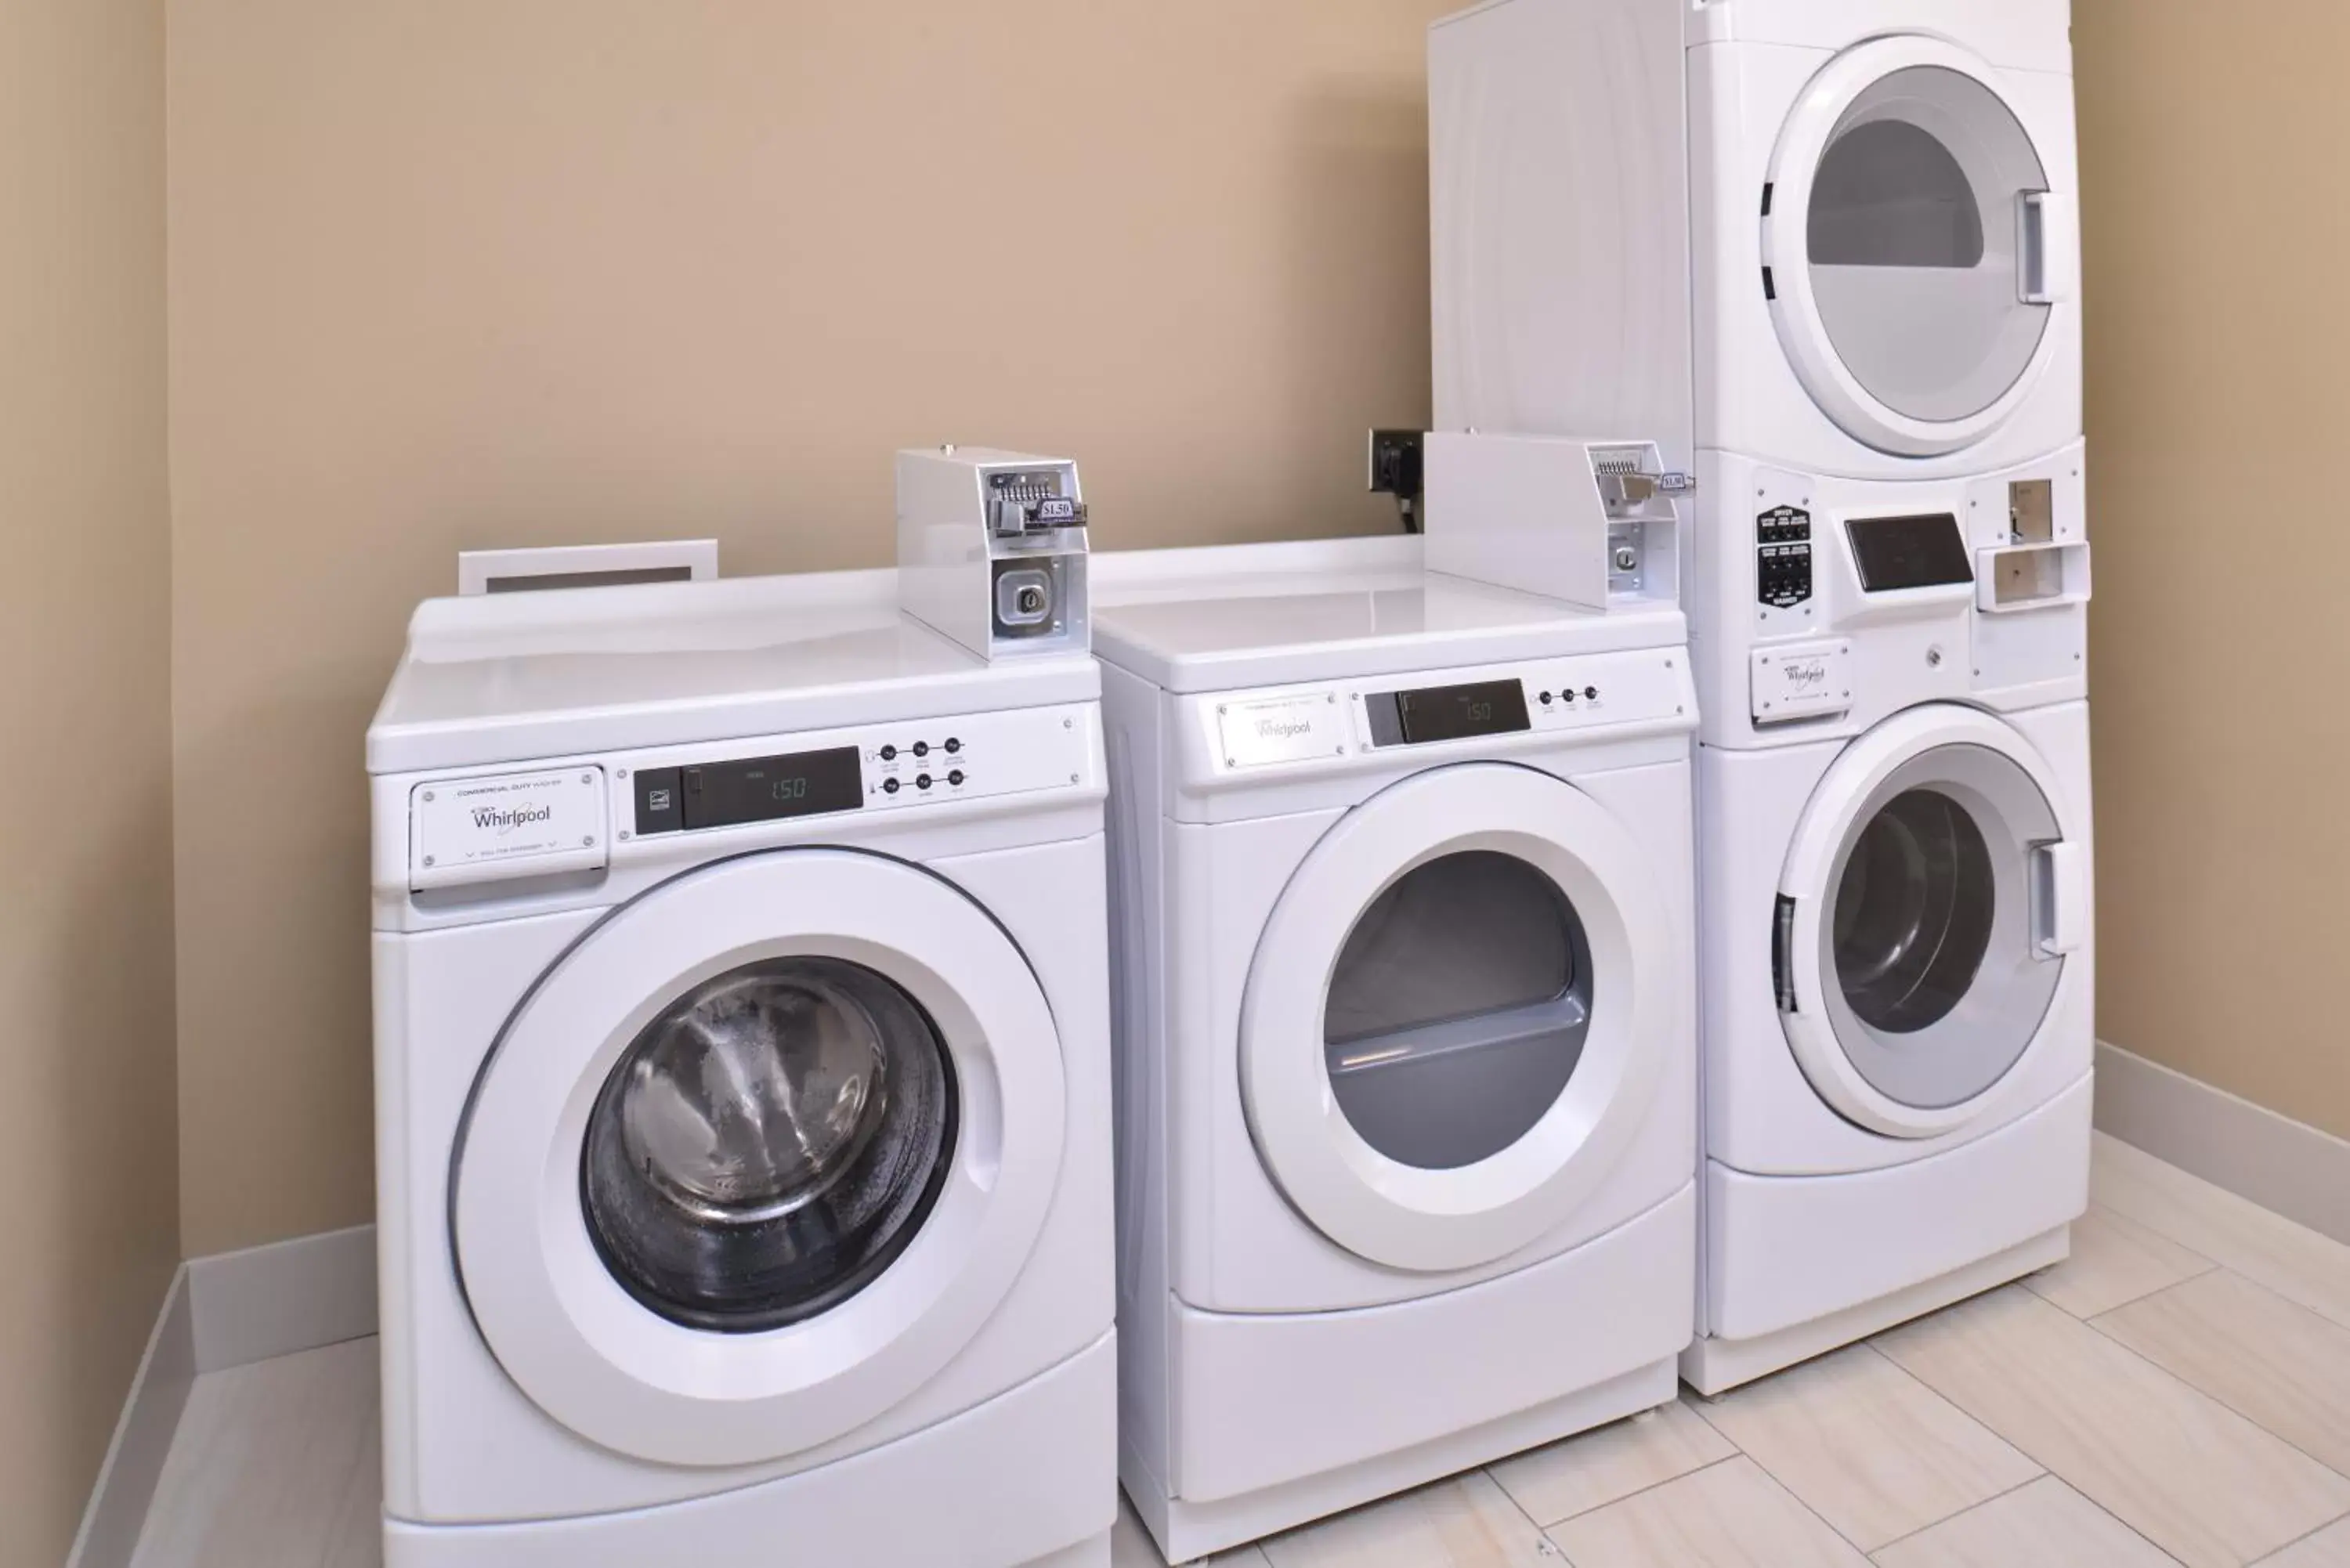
left=682, top=746, right=863, bottom=829
left=1389, top=680, right=1532, bottom=745
left=1846, top=512, right=1973, bottom=593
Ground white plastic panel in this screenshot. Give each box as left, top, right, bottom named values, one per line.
left=1704, top=1074, right=2090, bottom=1342
left=1170, top=1184, right=1691, bottom=1505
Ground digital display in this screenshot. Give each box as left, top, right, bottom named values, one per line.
left=1365, top=679, right=1532, bottom=746
left=1846, top=513, right=1975, bottom=593
left=680, top=746, right=863, bottom=830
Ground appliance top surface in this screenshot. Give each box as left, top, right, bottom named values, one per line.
left=1090, top=535, right=1687, bottom=693
left=368, top=569, right=1098, bottom=775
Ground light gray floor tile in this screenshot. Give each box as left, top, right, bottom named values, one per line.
left=1878, top=1285, right=2350, bottom=1568
left=1546, top=1457, right=1869, bottom=1568
left=1259, top=1472, right=1556, bottom=1568
left=128, top=1337, right=378, bottom=1568
left=1488, top=1396, right=1734, bottom=1526
left=2023, top=1201, right=2217, bottom=1319
left=1690, top=1344, right=2040, bottom=1552
left=1869, top=1476, right=2177, bottom=1568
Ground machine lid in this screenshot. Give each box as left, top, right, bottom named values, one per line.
left=1240, top=763, right=1676, bottom=1273
left=1764, top=35, right=2073, bottom=457
left=450, top=847, right=1066, bottom=1468
left=1090, top=536, right=1687, bottom=695
left=1775, top=706, right=2086, bottom=1139
left=367, top=569, right=1098, bottom=775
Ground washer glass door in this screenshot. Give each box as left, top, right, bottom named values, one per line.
left=1777, top=710, right=2084, bottom=1137
left=452, top=847, right=1067, bottom=1469
left=1240, top=764, right=1677, bottom=1274
left=580, top=956, right=957, bottom=1334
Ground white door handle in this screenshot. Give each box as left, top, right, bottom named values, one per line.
left=2019, top=191, right=2077, bottom=305
left=2032, top=840, right=2087, bottom=959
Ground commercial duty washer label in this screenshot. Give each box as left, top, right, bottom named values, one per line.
left=410, top=768, right=609, bottom=890
left=1215, top=692, right=1350, bottom=771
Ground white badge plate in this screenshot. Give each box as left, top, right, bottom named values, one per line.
left=1216, top=692, right=1350, bottom=771
left=410, top=768, right=609, bottom=891
left=1752, top=640, right=1854, bottom=724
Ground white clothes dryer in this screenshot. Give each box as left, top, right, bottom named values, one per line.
left=1683, top=455, right=2095, bottom=1393
left=367, top=570, right=1115, bottom=1568
left=1094, top=537, right=1699, bottom=1562
left=1431, top=0, right=2082, bottom=479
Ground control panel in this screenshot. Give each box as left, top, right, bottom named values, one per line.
left=406, top=703, right=1096, bottom=889
left=1206, top=649, right=1691, bottom=775
left=1756, top=505, right=1813, bottom=610
left=624, top=706, right=1090, bottom=839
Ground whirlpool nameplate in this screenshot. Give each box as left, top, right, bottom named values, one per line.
left=410, top=767, right=609, bottom=891
left=1216, top=692, right=1350, bottom=771
left=1751, top=641, right=1853, bottom=725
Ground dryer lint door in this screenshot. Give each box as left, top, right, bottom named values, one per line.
left=1238, top=764, right=1676, bottom=1274
left=1774, top=706, right=2088, bottom=1139
left=450, top=847, right=1065, bottom=1468
left=1764, top=35, right=2075, bottom=457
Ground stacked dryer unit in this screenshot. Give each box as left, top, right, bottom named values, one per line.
left=1430, top=0, right=2096, bottom=1392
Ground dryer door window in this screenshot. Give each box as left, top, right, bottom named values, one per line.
left=1239, top=764, right=1679, bottom=1274
left=1324, top=851, right=1594, bottom=1172
left=1777, top=707, right=2086, bottom=1140
left=580, top=956, right=956, bottom=1334
left=1763, top=36, right=2073, bottom=457
left=1805, top=66, right=2051, bottom=425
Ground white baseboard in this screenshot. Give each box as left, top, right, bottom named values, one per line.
left=2095, top=1041, right=2350, bottom=1248
left=188, top=1223, right=378, bottom=1373
left=67, top=1267, right=194, bottom=1568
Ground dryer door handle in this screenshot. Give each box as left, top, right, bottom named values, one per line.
left=1773, top=894, right=1801, bottom=1013
left=2033, top=840, right=2087, bottom=959
left=2019, top=191, right=2077, bottom=305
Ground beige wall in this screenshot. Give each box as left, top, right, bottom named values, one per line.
left=2075, top=2, right=2350, bottom=1141
left=165, top=0, right=1453, bottom=1256
left=0, top=0, right=175, bottom=1560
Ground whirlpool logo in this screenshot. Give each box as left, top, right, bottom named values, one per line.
left=1256, top=717, right=1314, bottom=739
left=471, top=800, right=554, bottom=836
left=1781, top=659, right=1831, bottom=690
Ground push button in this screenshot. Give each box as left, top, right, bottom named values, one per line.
left=634, top=768, right=684, bottom=836
left=945, top=738, right=963, bottom=754
left=916, top=774, right=934, bottom=790
left=880, top=745, right=898, bottom=761
left=882, top=777, right=901, bottom=795
left=913, top=742, right=931, bottom=758
left=948, top=769, right=966, bottom=787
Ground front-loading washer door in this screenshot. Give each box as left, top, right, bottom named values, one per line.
left=1775, top=706, right=2088, bottom=1140
left=1764, top=35, right=2074, bottom=457
left=451, top=847, right=1065, bottom=1469
left=1240, top=764, right=1676, bottom=1274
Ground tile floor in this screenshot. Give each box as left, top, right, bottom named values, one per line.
left=131, top=1134, right=2350, bottom=1568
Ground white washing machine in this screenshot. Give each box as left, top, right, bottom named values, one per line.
left=1094, top=537, right=1699, bottom=1562
left=366, top=569, right=1115, bottom=1567
left=1683, top=457, right=2095, bottom=1393
left=1431, top=0, right=2082, bottom=479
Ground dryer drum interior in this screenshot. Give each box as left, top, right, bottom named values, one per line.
left=1322, top=850, right=1594, bottom=1171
